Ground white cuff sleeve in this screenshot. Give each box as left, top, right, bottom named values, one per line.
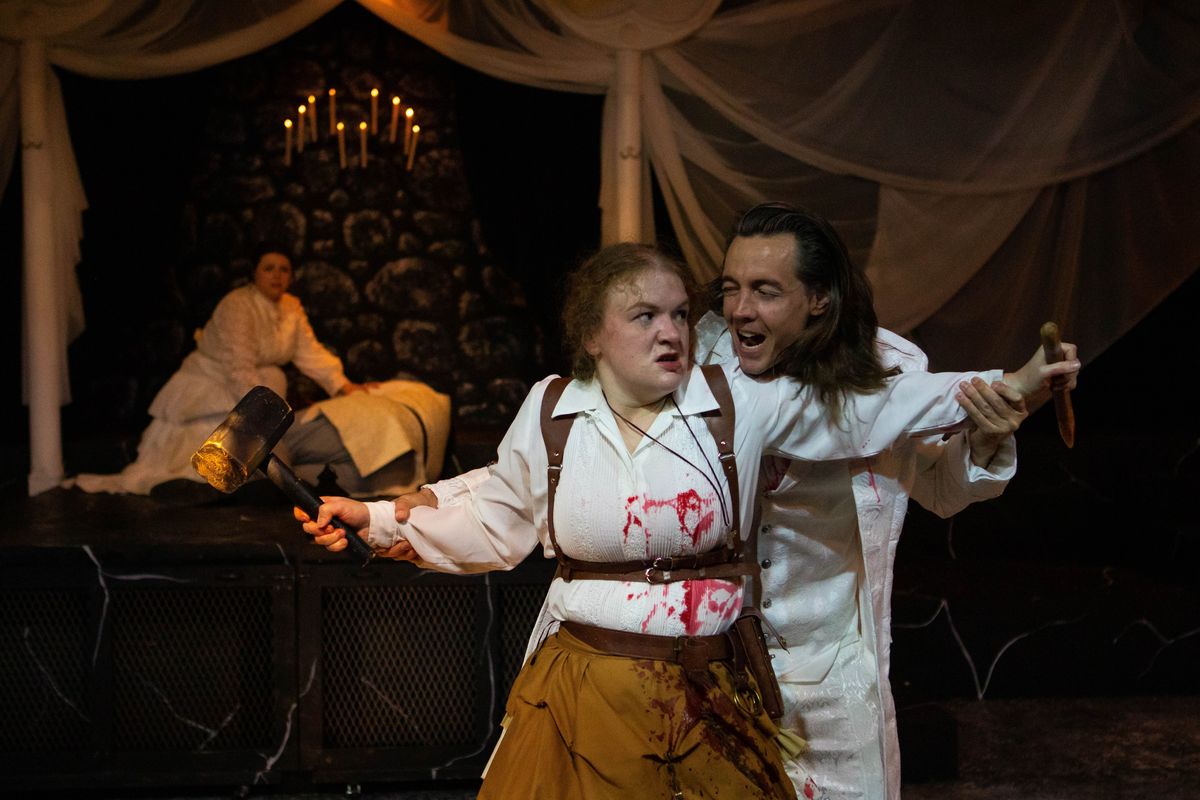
left=365, top=500, right=404, bottom=549
left=951, top=431, right=1017, bottom=483
left=974, top=434, right=1017, bottom=479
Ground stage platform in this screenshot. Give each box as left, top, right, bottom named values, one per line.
left=2, top=483, right=555, bottom=793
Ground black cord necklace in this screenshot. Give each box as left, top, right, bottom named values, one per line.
left=602, top=392, right=731, bottom=530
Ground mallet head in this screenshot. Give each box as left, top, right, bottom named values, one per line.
left=191, top=386, right=294, bottom=493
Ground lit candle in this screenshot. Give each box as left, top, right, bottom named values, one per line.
left=284, top=119, right=293, bottom=167
left=389, top=96, right=401, bottom=143
left=406, top=124, right=420, bottom=171
left=359, top=121, right=368, bottom=168
left=328, top=88, right=337, bottom=135
left=307, top=95, right=318, bottom=141
left=337, top=121, right=346, bottom=169
left=370, top=88, right=379, bottom=136
left=403, top=107, right=414, bottom=154
left=296, top=105, right=306, bottom=153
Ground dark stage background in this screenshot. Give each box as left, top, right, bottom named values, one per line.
left=2, top=2, right=1198, bottom=786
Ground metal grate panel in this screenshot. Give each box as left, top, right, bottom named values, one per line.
left=321, top=584, right=483, bottom=748
left=497, top=584, right=547, bottom=693
left=111, top=587, right=275, bottom=752
left=0, top=589, right=92, bottom=752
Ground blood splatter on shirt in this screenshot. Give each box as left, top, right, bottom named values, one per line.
left=643, top=489, right=716, bottom=548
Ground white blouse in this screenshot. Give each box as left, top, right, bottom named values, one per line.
left=148, top=285, right=348, bottom=424
left=365, top=362, right=998, bottom=638
left=199, top=285, right=347, bottom=400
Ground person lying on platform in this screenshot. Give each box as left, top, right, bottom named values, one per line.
left=295, top=242, right=1078, bottom=799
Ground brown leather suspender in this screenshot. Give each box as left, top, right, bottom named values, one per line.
left=540, top=364, right=755, bottom=585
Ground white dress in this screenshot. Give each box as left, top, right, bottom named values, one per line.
left=73, top=285, right=348, bottom=495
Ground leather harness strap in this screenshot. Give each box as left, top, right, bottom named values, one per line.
left=540, top=365, right=753, bottom=584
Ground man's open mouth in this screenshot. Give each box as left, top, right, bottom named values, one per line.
left=737, top=331, right=766, bottom=348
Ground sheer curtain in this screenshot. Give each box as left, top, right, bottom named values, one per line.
left=362, top=0, right=1200, bottom=367
left=651, top=0, right=1200, bottom=368
left=4, top=0, right=1198, bottom=491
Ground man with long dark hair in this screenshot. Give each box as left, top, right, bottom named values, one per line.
left=697, top=201, right=1068, bottom=800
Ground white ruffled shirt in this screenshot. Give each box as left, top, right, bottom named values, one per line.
left=149, top=285, right=347, bottom=423
left=364, top=361, right=998, bottom=639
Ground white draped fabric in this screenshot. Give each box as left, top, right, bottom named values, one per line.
left=4, top=0, right=1198, bottom=492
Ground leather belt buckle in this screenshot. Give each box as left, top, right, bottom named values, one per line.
left=646, top=556, right=673, bottom=583
left=644, top=566, right=670, bottom=584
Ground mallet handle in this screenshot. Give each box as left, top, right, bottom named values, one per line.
left=263, top=454, right=375, bottom=565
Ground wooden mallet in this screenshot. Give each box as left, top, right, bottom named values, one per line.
left=191, top=385, right=375, bottom=564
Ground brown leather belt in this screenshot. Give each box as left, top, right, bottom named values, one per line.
left=559, top=621, right=771, bottom=719
left=558, top=555, right=756, bottom=585
left=560, top=620, right=734, bottom=663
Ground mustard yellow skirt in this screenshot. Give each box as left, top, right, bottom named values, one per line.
left=479, top=627, right=797, bottom=799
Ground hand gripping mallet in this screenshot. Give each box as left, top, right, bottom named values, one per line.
left=190, top=385, right=375, bottom=565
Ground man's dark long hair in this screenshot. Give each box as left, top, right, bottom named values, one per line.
left=729, top=202, right=897, bottom=422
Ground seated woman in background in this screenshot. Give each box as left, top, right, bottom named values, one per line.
left=73, top=245, right=368, bottom=496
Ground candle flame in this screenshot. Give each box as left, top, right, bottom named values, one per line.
left=392, top=96, right=401, bottom=105
left=284, top=119, right=293, bottom=128
left=308, top=95, right=316, bottom=103
left=329, top=88, right=336, bottom=96
left=359, top=121, right=367, bottom=130
left=405, top=107, right=414, bottom=119
left=412, top=125, right=420, bottom=133
left=371, top=88, right=379, bottom=97
left=337, top=122, right=345, bottom=131
left=298, top=104, right=306, bottom=113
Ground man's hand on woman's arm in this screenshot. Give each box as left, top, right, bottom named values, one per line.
left=374, top=486, right=439, bottom=561
left=955, top=378, right=1027, bottom=468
